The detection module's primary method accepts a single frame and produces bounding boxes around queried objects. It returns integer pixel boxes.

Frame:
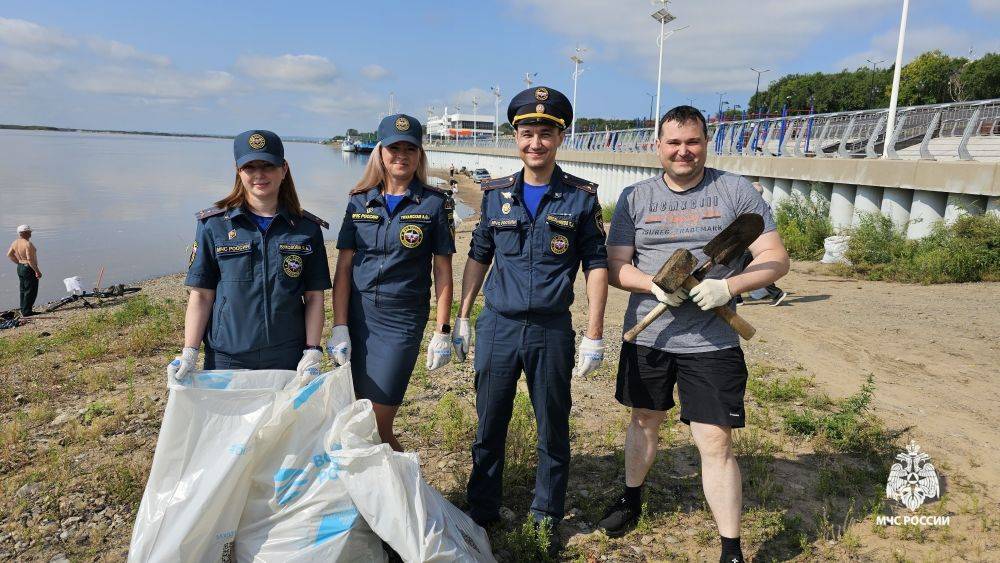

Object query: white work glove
[426,332,452,371]
[296,348,323,382]
[650,280,688,307]
[690,278,733,311]
[326,325,351,367]
[453,318,472,362]
[167,347,199,382]
[573,337,604,377]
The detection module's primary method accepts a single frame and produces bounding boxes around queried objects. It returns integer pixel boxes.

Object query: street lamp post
[865,57,887,109]
[883,0,909,159]
[651,2,686,122]
[750,67,770,118]
[472,96,479,148]
[491,85,501,146]
[646,92,655,124]
[716,92,726,121]
[570,45,587,142]
[454,106,460,143]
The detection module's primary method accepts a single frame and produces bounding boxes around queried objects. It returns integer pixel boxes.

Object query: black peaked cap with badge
[507,86,572,130]
[378,113,423,147]
[234,130,284,167]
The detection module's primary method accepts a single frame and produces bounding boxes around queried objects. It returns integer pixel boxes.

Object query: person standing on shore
[327,114,455,452]
[453,86,608,556]
[596,106,788,563]
[168,130,332,381]
[7,225,42,316]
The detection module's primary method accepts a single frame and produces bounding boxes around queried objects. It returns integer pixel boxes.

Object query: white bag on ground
[821,235,851,264]
[331,400,497,563]
[236,366,386,562]
[129,370,299,563]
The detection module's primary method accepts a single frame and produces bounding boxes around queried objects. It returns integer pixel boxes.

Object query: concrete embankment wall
[426,145,1000,239]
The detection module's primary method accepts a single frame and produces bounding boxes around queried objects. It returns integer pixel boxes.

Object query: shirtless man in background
[7,225,42,316]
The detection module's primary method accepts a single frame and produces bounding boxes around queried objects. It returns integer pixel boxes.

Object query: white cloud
[234,54,338,91]
[0,49,63,75]
[301,92,383,117]
[72,66,235,99]
[837,24,1000,70]
[508,0,899,93]
[969,0,1000,17]
[86,37,171,67]
[360,64,390,80]
[0,17,76,50]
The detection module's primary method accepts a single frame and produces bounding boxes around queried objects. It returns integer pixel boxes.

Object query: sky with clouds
[1,0,997,138]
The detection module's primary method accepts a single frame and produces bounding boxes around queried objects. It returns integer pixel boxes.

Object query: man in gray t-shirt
[596,106,789,563]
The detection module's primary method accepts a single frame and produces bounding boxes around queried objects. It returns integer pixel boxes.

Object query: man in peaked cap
[453,86,608,555]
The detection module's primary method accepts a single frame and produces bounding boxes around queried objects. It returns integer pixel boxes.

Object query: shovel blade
[702,213,765,265]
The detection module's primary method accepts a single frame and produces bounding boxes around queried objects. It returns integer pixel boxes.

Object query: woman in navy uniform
[327,114,456,451]
[168,130,332,381]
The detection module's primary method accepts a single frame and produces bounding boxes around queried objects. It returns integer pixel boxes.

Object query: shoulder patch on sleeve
[561,173,598,194]
[301,209,330,229]
[195,206,226,220]
[482,175,515,191]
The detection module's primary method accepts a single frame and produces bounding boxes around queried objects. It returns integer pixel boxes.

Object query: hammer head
[652,249,698,292]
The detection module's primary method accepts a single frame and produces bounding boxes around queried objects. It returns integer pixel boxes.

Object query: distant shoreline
[0,124,325,144]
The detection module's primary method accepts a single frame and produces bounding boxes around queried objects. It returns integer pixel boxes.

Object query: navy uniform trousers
[468,307,575,523]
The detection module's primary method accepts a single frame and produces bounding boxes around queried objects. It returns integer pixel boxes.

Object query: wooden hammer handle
[682,276,756,340]
[623,302,668,343]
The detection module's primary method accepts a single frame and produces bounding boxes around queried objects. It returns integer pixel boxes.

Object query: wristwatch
[304,345,322,351]
[440,324,451,334]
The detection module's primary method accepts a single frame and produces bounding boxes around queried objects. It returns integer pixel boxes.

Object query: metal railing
[429,98,1000,161]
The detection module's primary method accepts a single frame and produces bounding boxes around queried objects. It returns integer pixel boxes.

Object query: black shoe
[597,496,640,538]
[466,510,500,529]
[720,555,745,563]
[770,290,787,307]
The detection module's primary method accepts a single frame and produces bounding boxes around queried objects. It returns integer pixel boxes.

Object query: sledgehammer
[623,213,764,342]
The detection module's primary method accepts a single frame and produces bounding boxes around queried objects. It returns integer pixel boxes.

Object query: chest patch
[283,254,303,278]
[216,242,251,256]
[489,219,518,229]
[352,213,382,223]
[400,224,424,248]
[399,213,431,223]
[278,242,312,254]
[545,214,577,230]
[550,234,570,254]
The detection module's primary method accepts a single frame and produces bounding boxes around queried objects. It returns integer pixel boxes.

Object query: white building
[426,112,496,140]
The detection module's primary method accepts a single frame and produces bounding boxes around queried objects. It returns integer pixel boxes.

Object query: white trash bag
[821,235,851,264]
[331,400,497,563]
[129,370,299,563]
[236,367,385,562]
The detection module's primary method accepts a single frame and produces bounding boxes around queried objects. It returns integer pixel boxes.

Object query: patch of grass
[103,460,146,506]
[845,212,1000,283]
[734,427,780,505]
[747,365,811,403]
[497,516,555,562]
[504,392,538,490]
[432,392,475,453]
[743,506,787,545]
[82,401,114,425]
[775,192,833,260]
[601,203,615,224]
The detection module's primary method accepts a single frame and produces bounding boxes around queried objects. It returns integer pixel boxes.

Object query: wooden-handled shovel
[623,213,764,342]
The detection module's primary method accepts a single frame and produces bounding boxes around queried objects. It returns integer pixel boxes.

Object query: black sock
[624,484,643,511]
[720,536,743,562]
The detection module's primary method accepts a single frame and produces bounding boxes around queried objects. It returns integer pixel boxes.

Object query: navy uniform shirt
[185,206,332,354]
[470,165,608,316]
[336,180,456,308]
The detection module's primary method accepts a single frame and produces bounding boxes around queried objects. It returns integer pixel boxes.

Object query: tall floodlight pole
[650,2,686,121]
[454,105,461,143]
[865,57,887,108]
[427,106,434,142]
[570,46,587,142]
[524,72,537,87]
[716,92,726,121]
[491,85,501,146]
[750,67,770,118]
[883,0,909,159]
[472,96,479,148]
[646,92,655,123]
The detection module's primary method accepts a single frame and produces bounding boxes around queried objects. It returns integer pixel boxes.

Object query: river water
[0,130,468,310]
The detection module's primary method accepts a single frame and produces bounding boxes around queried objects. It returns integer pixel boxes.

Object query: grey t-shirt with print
[607,168,777,353]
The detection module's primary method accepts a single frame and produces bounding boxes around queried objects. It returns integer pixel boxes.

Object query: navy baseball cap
[234,130,284,167]
[507,86,572,130]
[377,114,423,147]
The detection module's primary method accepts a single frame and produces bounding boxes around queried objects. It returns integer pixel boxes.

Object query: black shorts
[615,342,749,428]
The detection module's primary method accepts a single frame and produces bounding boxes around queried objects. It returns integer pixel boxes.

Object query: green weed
[432,392,475,453]
[775,192,833,260]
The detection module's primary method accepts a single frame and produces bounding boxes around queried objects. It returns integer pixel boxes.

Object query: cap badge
[535,88,549,101]
[248,133,266,150]
[536,104,545,113]
[395,117,410,131]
